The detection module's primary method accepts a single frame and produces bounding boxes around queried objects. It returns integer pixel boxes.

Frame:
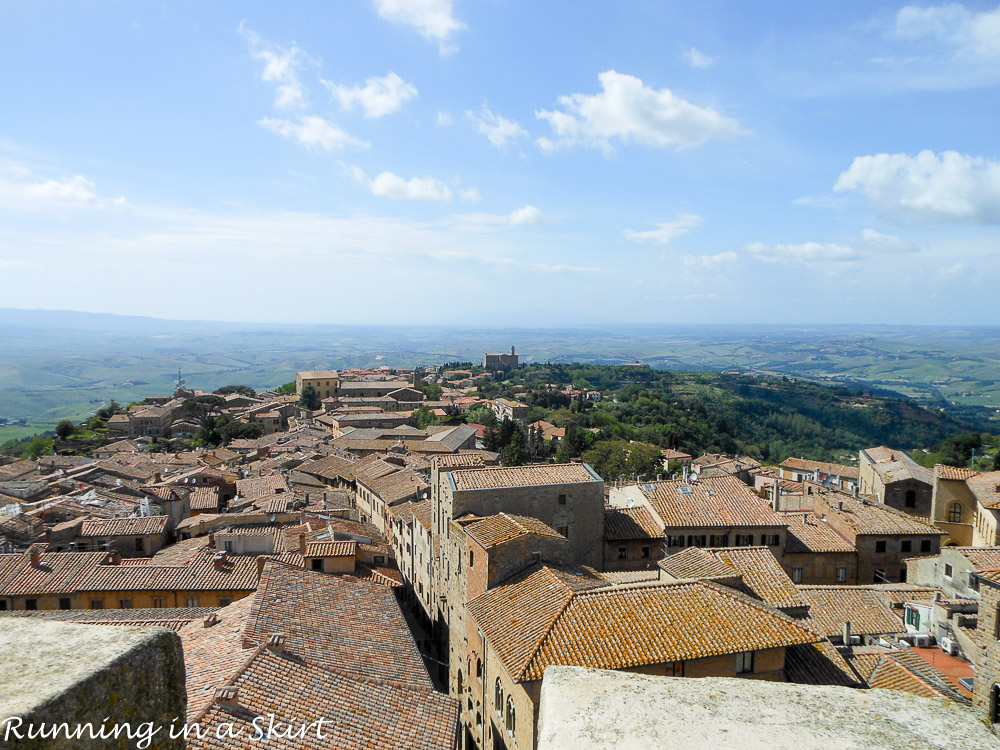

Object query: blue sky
[1,1,998,325]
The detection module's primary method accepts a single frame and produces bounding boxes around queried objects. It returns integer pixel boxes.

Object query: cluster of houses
[3,362,1000,747]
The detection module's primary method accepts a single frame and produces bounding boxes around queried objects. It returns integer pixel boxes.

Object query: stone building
[295,369,340,400]
[779,511,858,585]
[973,567,1000,722]
[858,446,933,516]
[484,346,519,371]
[602,506,664,572]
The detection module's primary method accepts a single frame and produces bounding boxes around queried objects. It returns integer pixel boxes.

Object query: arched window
[506,696,516,735]
[476,657,483,680]
[495,678,503,716]
[905,490,916,508]
[949,502,963,523]
[457,669,463,696]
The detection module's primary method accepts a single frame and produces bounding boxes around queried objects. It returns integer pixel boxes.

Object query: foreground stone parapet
[0,619,185,749]
[537,666,998,750]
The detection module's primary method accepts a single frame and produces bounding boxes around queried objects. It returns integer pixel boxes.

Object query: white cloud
[683,251,738,268]
[373,0,466,53]
[895,3,1000,61]
[326,72,417,118]
[744,241,859,265]
[459,187,481,202]
[683,47,716,68]
[509,205,545,226]
[623,213,703,245]
[239,22,308,109]
[0,170,127,210]
[535,70,745,155]
[349,165,453,201]
[259,116,367,152]
[834,149,1000,223]
[858,228,921,254]
[436,111,454,126]
[465,106,528,148]
[940,261,967,279]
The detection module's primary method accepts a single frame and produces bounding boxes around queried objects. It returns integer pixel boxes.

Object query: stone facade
[974,573,1000,721]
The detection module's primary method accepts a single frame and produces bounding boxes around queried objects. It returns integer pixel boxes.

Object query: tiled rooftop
[78,515,169,537]
[797,586,904,638]
[781,512,856,554]
[464,513,565,547]
[779,458,859,479]
[643,476,787,529]
[603,506,661,540]
[450,463,600,491]
[467,564,819,682]
[821,494,942,536]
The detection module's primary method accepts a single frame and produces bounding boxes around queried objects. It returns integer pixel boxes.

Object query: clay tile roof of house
[361,470,429,505]
[305,540,356,558]
[643,475,787,529]
[781,512,856,554]
[863,447,933,484]
[410,498,433,530]
[0,551,109,596]
[779,457,859,479]
[935,464,980,481]
[465,513,565,548]
[466,564,819,682]
[235,474,288,498]
[177,595,259,719]
[188,648,458,750]
[432,453,486,469]
[657,547,738,581]
[958,548,1000,570]
[78,515,169,537]
[244,561,432,687]
[783,640,863,687]
[797,586,905,638]
[189,486,221,511]
[78,548,261,593]
[821,495,942,536]
[298,370,339,379]
[450,463,601,491]
[603,506,662,540]
[966,471,1000,509]
[711,547,807,611]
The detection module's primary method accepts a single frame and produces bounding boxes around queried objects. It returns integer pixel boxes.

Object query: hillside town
[3,352,1000,748]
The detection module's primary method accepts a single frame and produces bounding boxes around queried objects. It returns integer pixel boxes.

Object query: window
[836,567,848,583]
[134,537,145,553]
[901,540,911,553]
[152,596,166,608]
[557,525,569,538]
[558,493,567,505]
[469,550,475,568]
[970,573,980,592]
[59,598,71,610]
[641,546,651,559]
[709,534,729,547]
[476,658,483,680]
[119,598,132,609]
[875,540,887,553]
[225,540,234,552]
[736,651,755,674]
[457,670,464,696]
[505,697,516,736]
[218,597,232,607]
[688,534,706,547]
[91,600,104,610]
[374,555,385,565]
[186,596,199,608]
[667,661,684,677]
[25,599,37,610]
[495,679,504,716]
[0,601,6,611]
[906,606,921,629]
[311,558,323,572]
[949,503,963,523]
[617,546,627,559]
[667,535,686,548]
[905,490,916,508]
[873,569,886,583]
[920,539,931,552]
[791,568,803,584]
[762,534,779,546]
[944,564,954,578]
[735,534,753,546]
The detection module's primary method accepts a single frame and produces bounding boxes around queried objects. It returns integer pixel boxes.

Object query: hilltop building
[484,346,519,371]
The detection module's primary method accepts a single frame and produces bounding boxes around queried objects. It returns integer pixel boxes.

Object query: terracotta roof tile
[797,586,904,638]
[464,513,564,547]
[78,516,169,537]
[450,463,600,491]
[781,512,856,554]
[643,476,786,529]
[603,506,661,540]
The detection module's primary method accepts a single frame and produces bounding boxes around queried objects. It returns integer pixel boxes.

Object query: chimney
[842,621,852,646]
[838,501,843,511]
[853,485,859,498]
[255,555,267,580]
[266,633,287,653]
[215,686,239,708]
[109,549,122,566]
[203,612,220,628]
[511,345,515,355]
[28,547,41,567]
[212,551,227,569]
[298,533,307,555]
[208,532,216,549]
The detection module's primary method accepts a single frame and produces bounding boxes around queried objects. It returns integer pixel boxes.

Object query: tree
[96,400,122,421]
[214,385,257,398]
[412,406,440,429]
[420,383,444,402]
[55,420,75,440]
[275,381,296,395]
[299,385,321,410]
[183,395,227,433]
